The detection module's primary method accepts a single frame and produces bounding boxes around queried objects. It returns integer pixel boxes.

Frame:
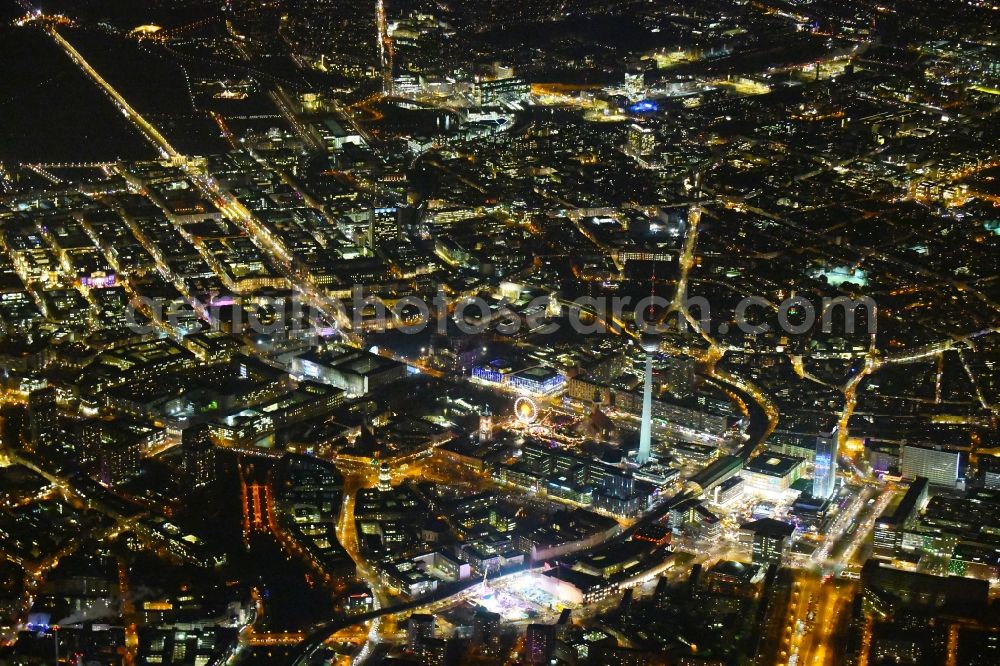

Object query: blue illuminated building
[471,363,564,395]
[629,100,659,113]
[812,430,839,500]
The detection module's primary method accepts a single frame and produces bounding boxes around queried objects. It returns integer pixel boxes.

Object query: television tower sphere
[640,332,660,354]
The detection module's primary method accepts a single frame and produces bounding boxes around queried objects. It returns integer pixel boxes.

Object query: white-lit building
[900,444,961,489]
[741,453,804,494]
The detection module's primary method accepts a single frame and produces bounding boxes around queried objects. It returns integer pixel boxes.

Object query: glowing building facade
[812,429,839,499]
[636,334,658,465]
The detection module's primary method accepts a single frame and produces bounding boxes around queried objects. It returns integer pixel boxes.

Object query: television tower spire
[637,263,658,465]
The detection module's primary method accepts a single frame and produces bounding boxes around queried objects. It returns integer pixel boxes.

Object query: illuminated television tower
[636,332,658,465]
[376,0,393,95]
[636,261,661,466]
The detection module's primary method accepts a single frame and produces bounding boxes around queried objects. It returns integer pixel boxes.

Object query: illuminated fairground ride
[507,395,587,446]
[514,396,538,425]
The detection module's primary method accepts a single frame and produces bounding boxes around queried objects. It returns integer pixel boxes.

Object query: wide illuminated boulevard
[0,1,999,665]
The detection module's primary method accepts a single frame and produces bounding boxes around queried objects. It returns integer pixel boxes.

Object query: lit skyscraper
[626,123,657,157]
[182,425,217,488]
[524,623,557,665]
[27,387,61,454]
[479,406,493,442]
[378,461,392,492]
[812,429,839,499]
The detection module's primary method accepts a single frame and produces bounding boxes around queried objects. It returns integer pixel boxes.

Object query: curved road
[286,489,699,664]
[287,566,535,665]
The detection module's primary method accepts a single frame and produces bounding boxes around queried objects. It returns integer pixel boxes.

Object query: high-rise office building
[872,477,928,558]
[472,76,530,106]
[27,387,60,454]
[812,429,839,499]
[900,444,961,488]
[740,518,794,566]
[407,613,436,653]
[657,355,695,396]
[626,124,657,157]
[74,420,103,468]
[524,623,557,665]
[624,71,644,99]
[183,425,217,488]
[421,637,456,666]
[474,607,502,655]
[981,456,1000,490]
[99,440,140,487]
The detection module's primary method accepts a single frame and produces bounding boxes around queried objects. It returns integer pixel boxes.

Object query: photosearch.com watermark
[124,288,877,340]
